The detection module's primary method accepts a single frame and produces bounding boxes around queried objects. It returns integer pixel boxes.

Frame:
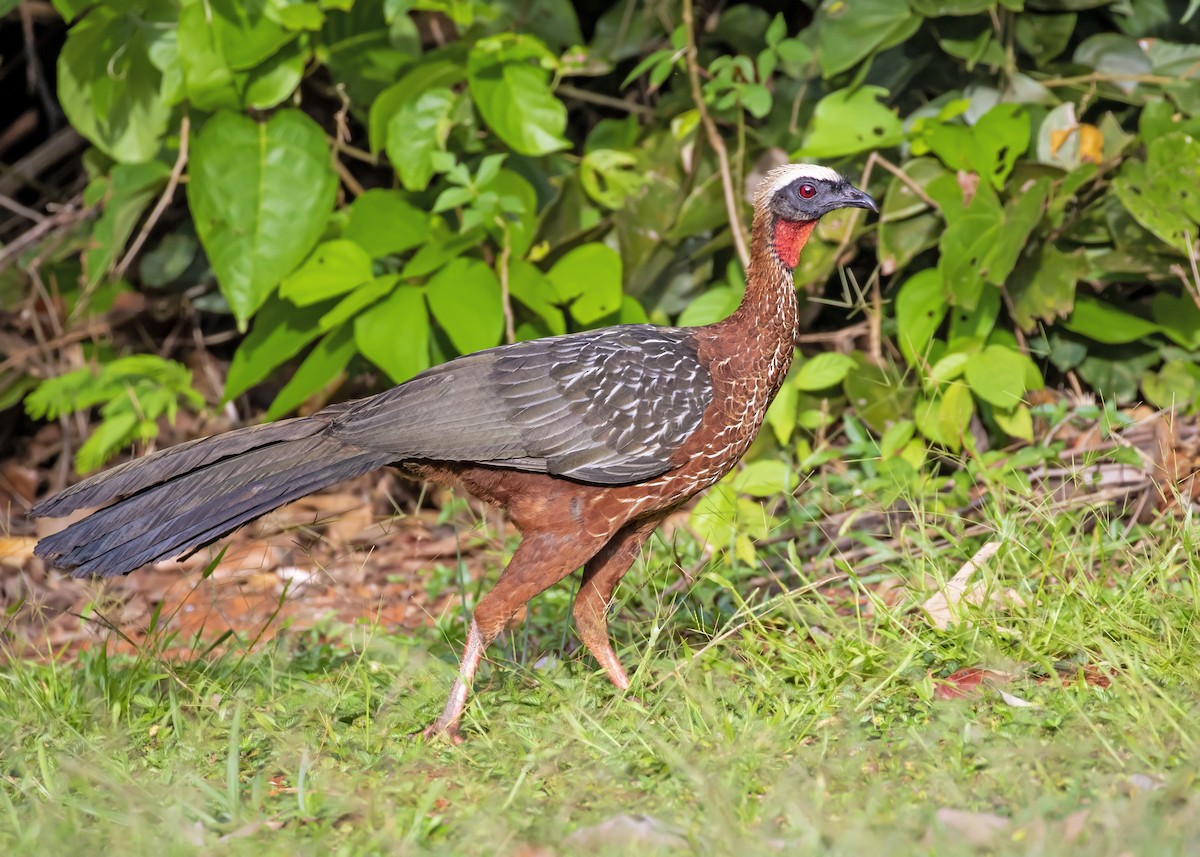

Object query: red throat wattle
[773,219,817,268]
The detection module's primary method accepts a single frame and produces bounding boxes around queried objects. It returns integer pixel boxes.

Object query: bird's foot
[415,719,466,745]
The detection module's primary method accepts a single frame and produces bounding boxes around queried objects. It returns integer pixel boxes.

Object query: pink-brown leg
[422,529,613,742]
[573,517,662,690]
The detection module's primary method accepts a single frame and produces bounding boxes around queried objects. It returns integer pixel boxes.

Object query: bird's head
[755,164,877,268]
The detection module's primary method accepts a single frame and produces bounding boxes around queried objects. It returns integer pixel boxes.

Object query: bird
[31,164,876,742]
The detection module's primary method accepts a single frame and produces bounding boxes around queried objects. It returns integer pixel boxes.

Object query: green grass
[3,496,1200,855]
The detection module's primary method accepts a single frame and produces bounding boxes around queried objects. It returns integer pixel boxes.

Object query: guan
[32,165,877,741]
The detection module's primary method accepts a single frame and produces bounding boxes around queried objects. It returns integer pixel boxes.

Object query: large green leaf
[354,286,431,383]
[57,6,172,162]
[386,88,457,191]
[467,34,569,156]
[983,178,1049,286]
[426,258,504,354]
[278,240,374,306]
[814,0,918,77]
[1113,132,1200,254]
[177,0,241,111]
[795,353,857,391]
[939,205,1002,310]
[1008,244,1087,330]
[895,269,948,366]
[964,345,1028,408]
[368,57,466,152]
[267,324,358,420]
[225,295,332,400]
[341,190,431,258]
[795,86,904,160]
[546,244,623,324]
[207,0,293,70]
[189,109,338,328]
[1063,295,1161,344]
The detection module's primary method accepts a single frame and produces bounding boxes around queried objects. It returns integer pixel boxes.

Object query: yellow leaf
[1078,124,1104,163]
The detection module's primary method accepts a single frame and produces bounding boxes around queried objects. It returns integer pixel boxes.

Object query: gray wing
[329,325,712,484]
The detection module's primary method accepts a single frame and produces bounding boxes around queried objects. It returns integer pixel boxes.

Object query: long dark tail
[31,416,393,578]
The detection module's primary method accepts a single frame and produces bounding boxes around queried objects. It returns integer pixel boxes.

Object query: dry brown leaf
[0,535,38,567]
[933,667,1012,700]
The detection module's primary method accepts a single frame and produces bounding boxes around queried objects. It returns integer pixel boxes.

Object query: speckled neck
[718,211,798,363]
[704,209,801,417]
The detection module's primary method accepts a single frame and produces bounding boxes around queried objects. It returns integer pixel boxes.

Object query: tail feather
[30,418,322,518]
[32,419,393,578]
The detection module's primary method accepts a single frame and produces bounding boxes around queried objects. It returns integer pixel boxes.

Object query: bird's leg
[422,529,612,742]
[573,517,662,690]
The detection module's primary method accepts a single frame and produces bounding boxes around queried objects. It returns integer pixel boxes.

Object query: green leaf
[341,190,431,258]
[369,58,466,152]
[207,0,294,70]
[964,345,1028,408]
[895,269,948,366]
[354,286,430,383]
[267,324,358,420]
[580,150,646,209]
[677,287,739,327]
[507,261,565,335]
[939,204,1003,310]
[467,34,569,156]
[927,104,1029,190]
[1143,359,1200,412]
[795,86,904,160]
[983,178,1049,285]
[1113,132,1200,254]
[795,352,858,391]
[546,244,623,325]
[319,275,398,332]
[279,240,374,306]
[729,460,793,497]
[844,360,915,433]
[915,383,974,451]
[993,403,1034,441]
[814,0,918,77]
[57,6,171,162]
[189,109,338,328]
[1151,292,1200,350]
[386,88,457,192]
[243,40,308,110]
[1008,244,1086,330]
[1015,13,1077,65]
[83,160,171,289]
[225,295,332,400]
[177,0,241,111]
[765,383,799,446]
[1063,295,1161,344]
[426,258,504,354]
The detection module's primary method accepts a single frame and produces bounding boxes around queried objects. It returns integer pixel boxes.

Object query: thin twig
[113,114,191,281]
[871,153,940,211]
[0,126,84,196]
[497,230,516,345]
[19,0,59,130]
[0,193,88,272]
[0,193,45,223]
[333,158,366,197]
[794,320,870,345]
[557,83,657,117]
[682,0,750,269]
[1037,71,1181,88]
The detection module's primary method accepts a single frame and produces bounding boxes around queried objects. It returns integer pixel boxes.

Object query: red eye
[798,183,816,199]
